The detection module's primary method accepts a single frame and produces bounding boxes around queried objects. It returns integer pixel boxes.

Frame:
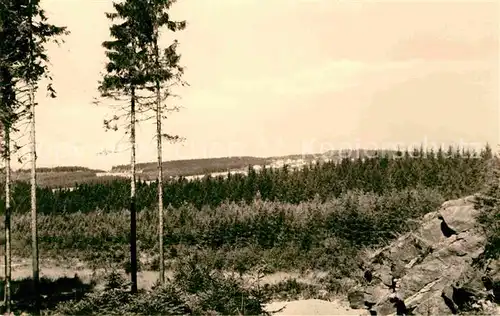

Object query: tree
[142,0,186,285]
[101,0,187,285]
[99,0,153,293]
[4,0,68,312]
[0,2,27,311]
[0,29,17,316]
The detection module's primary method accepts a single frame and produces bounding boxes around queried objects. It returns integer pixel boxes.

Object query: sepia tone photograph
[0,0,498,315]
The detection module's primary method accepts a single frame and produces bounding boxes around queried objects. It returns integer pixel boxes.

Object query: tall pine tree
[0,0,67,312]
[99,0,152,293]
[0,11,18,311]
[143,0,186,284]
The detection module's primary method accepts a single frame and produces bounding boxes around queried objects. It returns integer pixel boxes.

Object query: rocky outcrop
[348,196,500,315]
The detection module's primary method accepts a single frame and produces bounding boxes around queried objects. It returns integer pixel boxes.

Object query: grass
[0,275,94,314]
[2,255,272,315]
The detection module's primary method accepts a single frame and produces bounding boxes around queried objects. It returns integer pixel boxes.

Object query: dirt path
[1,257,324,289]
[1,258,369,315]
[265,299,368,315]
[1,258,162,290]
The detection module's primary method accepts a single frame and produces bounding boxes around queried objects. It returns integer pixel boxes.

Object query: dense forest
[0,145,492,215]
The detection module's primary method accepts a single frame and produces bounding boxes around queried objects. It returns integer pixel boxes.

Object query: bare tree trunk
[27,0,40,312]
[3,126,11,315]
[130,86,138,293]
[153,21,165,285]
[156,79,164,284]
[29,84,40,313]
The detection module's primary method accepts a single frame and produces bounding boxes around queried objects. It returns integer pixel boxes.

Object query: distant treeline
[12,166,105,173]
[0,145,493,215]
[111,156,271,175]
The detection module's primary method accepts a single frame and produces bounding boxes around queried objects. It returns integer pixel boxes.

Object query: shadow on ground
[0,275,94,314]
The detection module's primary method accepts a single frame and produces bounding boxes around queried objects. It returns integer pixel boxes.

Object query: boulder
[348,196,499,315]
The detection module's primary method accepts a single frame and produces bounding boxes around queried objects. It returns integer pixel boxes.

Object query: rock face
[348,196,500,315]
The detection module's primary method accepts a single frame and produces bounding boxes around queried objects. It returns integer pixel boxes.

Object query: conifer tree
[0,37,16,316]
[99,0,153,293]
[0,3,29,311]
[0,0,67,312]
[142,0,186,284]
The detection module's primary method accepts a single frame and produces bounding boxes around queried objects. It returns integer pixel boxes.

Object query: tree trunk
[130,86,138,293]
[3,126,11,315]
[29,83,40,313]
[28,0,40,312]
[156,79,164,284]
[153,21,165,285]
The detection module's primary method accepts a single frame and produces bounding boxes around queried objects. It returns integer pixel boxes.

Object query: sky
[11,0,499,170]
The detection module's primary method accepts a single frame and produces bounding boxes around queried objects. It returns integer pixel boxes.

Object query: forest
[1,0,499,315]
[0,146,490,214]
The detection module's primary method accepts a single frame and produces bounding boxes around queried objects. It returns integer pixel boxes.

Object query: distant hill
[278,149,401,161]
[0,148,412,188]
[112,149,403,173]
[14,166,105,173]
[111,156,272,176]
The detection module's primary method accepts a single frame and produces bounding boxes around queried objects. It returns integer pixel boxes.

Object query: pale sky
[12,0,499,170]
